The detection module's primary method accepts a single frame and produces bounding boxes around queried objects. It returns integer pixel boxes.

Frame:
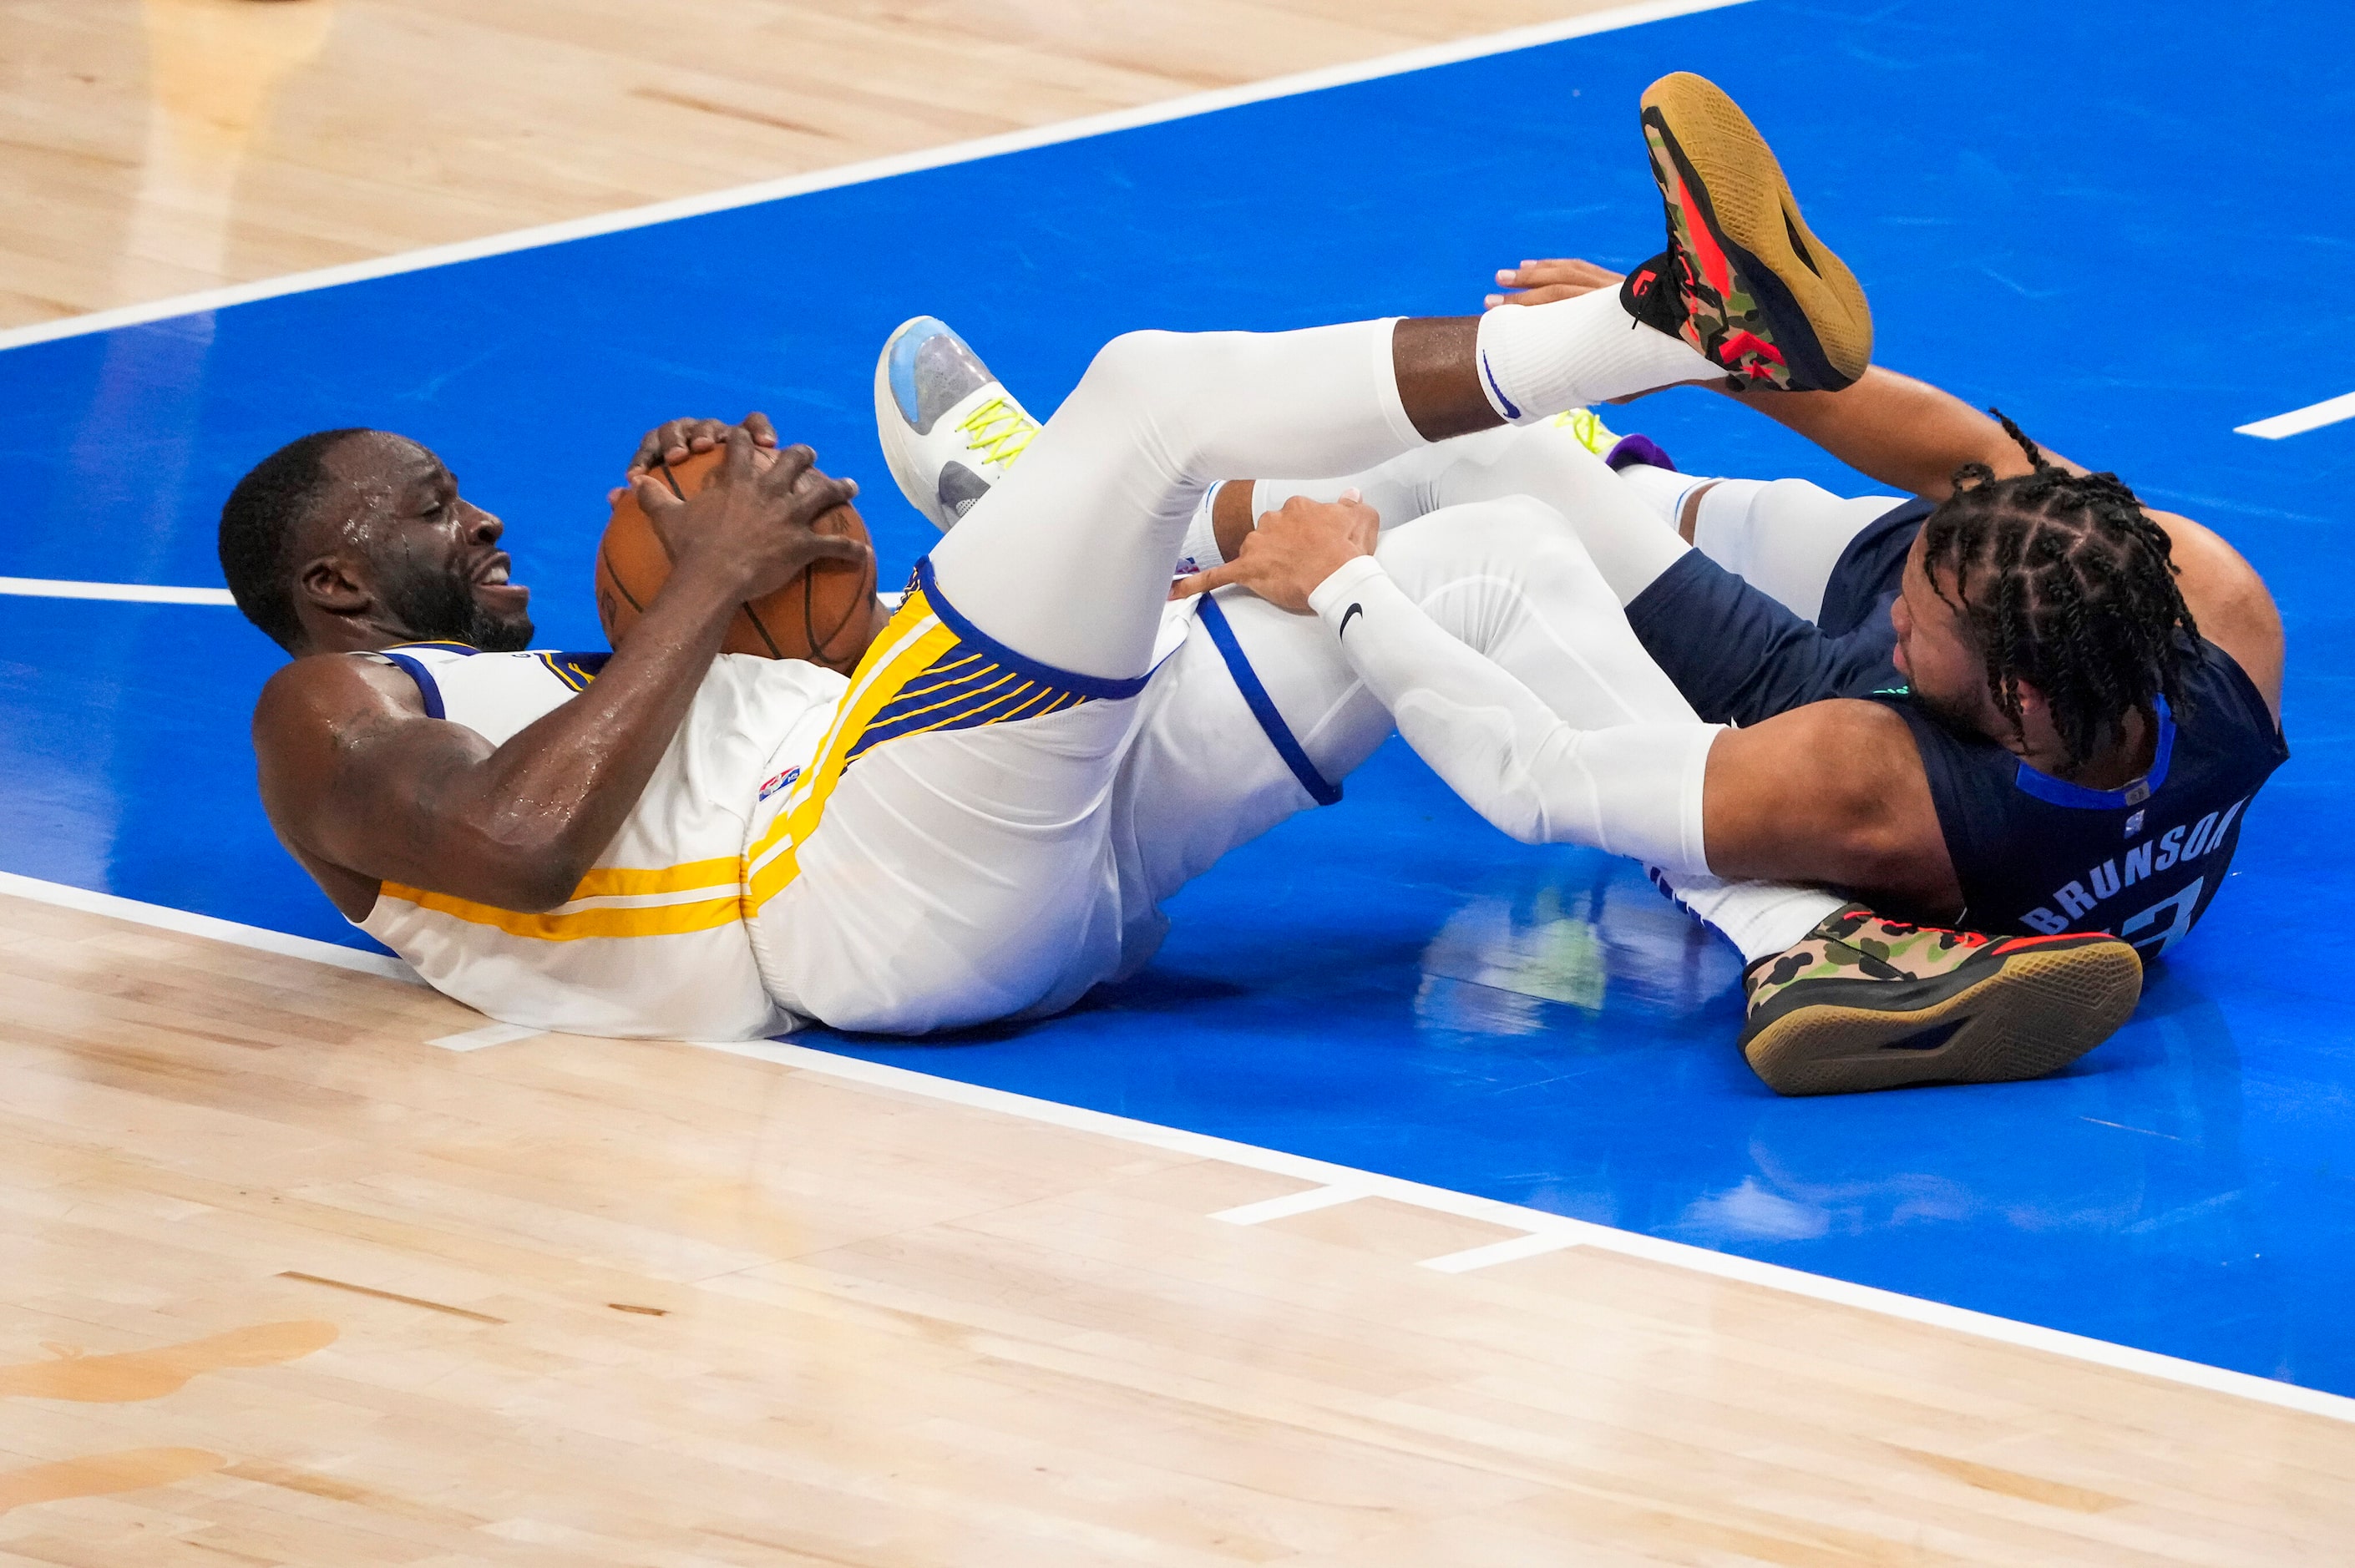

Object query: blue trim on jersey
[1194,593,1342,808]
[844,652,1086,765]
[2012,696,2176,809]
[536,651,610,692]
[914,555,1152,701]
[388,640,480,655]
[376,651,446,720]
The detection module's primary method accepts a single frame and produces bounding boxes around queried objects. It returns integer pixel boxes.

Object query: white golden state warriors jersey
[356,643,846,1039]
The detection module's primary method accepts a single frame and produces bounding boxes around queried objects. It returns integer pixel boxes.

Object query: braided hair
[1916,412,2198,770]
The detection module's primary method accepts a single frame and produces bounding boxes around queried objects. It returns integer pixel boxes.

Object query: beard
[1910,675,2002,741]
[376,555,534,652]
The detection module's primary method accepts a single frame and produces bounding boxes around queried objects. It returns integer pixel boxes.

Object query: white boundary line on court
[701,1038,2355,1427]
[0,576,234,604]
[0,0,1748,357]
[0,870,420,984]
[2235,391,2355,440]
[3,862,2351,1424]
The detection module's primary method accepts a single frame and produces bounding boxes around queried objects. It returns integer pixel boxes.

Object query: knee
[1078,329,1192,402]
[1381,497,1614,621]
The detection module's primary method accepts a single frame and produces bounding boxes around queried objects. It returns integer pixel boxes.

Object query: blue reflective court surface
[3,0,2351,1393]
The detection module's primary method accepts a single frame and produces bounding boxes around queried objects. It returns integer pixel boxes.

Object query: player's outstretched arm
[255,432,867,917]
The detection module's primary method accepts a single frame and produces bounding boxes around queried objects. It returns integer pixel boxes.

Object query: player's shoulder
[254,650,428,746]
[2146,509,2283,719]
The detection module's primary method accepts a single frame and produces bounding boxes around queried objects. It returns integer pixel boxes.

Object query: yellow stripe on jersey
[742,591,960,914]
[378,884,746,942]
[378,855,748,942]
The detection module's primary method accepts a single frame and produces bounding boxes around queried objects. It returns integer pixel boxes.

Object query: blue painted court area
[3,0,2352,1393]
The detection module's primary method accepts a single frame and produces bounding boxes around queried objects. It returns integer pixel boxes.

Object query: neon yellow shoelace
[1550,405,1617,456]
[955,397,1037,468]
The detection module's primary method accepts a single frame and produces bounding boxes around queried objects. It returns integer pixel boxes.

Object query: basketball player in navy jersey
[1152,94,2286,1073]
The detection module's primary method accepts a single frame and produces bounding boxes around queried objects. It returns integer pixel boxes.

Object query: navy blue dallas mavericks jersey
[1624,500,2289,955]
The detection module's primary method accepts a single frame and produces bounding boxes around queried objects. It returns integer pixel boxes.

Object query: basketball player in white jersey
[228,73,2140,1093]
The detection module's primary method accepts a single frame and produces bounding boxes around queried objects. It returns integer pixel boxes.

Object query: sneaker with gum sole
[1620,72,1873,392]
[1739,904,2143,1095]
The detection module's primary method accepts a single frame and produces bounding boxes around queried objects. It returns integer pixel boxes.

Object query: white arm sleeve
[1307,554,1721,876]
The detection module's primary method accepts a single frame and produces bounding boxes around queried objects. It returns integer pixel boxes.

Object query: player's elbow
[451,826,594,913]
[494,867,585,915]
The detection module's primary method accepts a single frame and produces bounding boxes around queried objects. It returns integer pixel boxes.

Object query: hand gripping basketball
[596,427,880,671]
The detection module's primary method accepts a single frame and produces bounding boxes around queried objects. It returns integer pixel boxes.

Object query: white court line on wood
[6,871,2350,1426]
[428,1023,546,1052]
[0,0,1750,356]
[704,1037,2355,1426]
[0,870,421,984]
[2236,391,2355,440]
[1211,1185,1366,1225]
[1421,1231,1585,1273]
[0,576,235,604]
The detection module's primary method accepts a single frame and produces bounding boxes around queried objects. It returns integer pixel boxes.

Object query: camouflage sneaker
[1618,73,1872,392]
[1739,903,2142,1095]
[873,316,1041,532]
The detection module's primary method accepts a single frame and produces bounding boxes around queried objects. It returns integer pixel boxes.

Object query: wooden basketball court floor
[5,1,2355,1562]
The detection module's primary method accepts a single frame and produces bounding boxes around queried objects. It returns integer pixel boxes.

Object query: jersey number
[2119,877,2202,959]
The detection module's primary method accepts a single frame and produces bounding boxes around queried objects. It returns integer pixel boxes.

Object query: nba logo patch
[758,766,803,802]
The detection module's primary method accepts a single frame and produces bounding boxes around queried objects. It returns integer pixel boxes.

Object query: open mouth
[474,554,529,606]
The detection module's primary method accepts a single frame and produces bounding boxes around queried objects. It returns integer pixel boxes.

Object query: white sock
[1652,868,1847,965]
[1473,289,1717,425]
[1176,485,1224,574]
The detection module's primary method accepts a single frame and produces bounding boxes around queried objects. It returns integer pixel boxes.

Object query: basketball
[594,445,879,672]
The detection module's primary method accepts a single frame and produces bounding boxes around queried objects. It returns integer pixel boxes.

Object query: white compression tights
[1252,421,1902,620]
[1119,498,1848,965]
[928,321,1423,682]
[929,301,1720,682]
[1623,472,1906,621]
[1251,421,1694,606]
[1255,432,1853,961]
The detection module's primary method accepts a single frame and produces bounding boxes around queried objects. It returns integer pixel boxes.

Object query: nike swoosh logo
[1479,352,1522,421]
[1338,603,1363,639]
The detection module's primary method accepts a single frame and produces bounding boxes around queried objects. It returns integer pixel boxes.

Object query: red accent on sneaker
[1987,932,2112,955]
[1720,330,1785,369]
[1677,180,1733,301]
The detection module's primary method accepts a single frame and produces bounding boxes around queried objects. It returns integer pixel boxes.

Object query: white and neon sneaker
[873,316,1041,533]
[1550,406,1619,456]
[1547,404,1680,473]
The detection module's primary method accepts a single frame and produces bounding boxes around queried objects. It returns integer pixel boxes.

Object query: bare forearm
[1713,367,2045,498]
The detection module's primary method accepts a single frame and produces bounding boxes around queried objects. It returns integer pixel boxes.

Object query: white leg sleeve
[929,321,1423,680]
[1309,498,1716,873]
[1329,498,1847,957]
[1653,869,1845,964]
[1254,421,1691,606]
[1686,477,1905,622]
